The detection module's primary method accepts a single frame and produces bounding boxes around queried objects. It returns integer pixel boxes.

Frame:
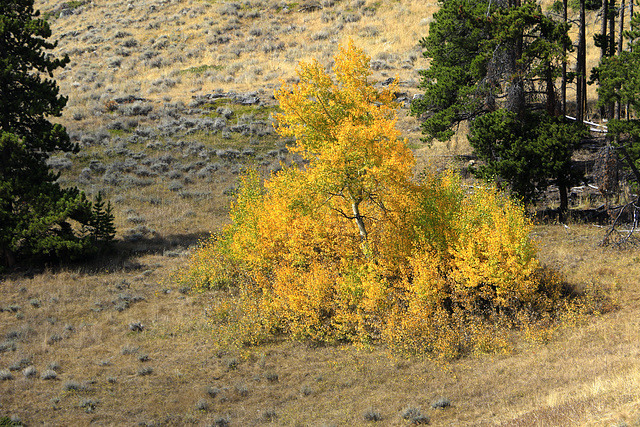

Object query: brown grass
[38,0,437,131]
[2,225,640,425]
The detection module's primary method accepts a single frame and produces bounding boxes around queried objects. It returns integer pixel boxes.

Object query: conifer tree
[0,0,114,267]
[592,7,640,185]
[412,0,585,215]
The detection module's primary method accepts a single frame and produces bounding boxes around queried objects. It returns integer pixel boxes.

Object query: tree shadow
[535,207,612,225]
[1,231,213,278]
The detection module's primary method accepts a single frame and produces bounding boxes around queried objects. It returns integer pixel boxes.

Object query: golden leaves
[181,42,587,359]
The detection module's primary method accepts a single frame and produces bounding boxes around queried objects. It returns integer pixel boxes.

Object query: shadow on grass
[1,231,212,278]
[535,207,612,225]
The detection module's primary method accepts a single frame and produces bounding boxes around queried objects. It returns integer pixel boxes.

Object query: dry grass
[37,0,437,131]
[2,225,640,425]
[37,0,613,131]
[2,0,639,425]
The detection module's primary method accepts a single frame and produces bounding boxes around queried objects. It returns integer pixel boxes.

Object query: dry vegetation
[1,0,639,425]
[1,227,639,426]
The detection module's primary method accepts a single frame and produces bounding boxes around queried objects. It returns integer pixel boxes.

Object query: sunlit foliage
[183,43,583,358]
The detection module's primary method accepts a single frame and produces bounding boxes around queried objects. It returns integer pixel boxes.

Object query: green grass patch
[202,102,281,121]
[180,64,223,75]
[43,1,85,20]
[107,128,130,137]
[185,129,281,153]
[0,416,23,426]
[66,1,85,8]
[276,2,299,12]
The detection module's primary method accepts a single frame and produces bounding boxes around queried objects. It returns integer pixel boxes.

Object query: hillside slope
[38,0,433,124]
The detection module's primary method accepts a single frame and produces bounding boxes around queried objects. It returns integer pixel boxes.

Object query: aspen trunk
[351,199,369,256]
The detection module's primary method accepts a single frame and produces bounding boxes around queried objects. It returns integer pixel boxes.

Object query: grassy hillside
[1,0,639,425]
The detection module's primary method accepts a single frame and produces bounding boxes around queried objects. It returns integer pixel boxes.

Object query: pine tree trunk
[629,1,634,119]
[618,0,626,53]
[546,61,557,115]
[577,0,586,123]
[617,0,626,119]
[559,182,569,222]
[609,0,617,119]
[600,0,608,119]
[602,0,609,57]
[562,0,568,116]
[2,249,16,269]
[610,0,616,55]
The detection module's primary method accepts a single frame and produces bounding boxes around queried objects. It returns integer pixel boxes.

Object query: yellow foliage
[274,40,414,256]
[181,42,600,358]
[449,186,540,310]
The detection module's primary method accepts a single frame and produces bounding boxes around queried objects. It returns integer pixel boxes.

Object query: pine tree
[88,192,116,244]
[0,0,114,267]
[412,0,585,214]
[592,8,640,185]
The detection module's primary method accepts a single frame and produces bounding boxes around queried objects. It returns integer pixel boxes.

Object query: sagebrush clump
[183,42,587,358]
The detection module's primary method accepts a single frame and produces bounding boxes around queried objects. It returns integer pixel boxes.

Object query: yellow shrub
[181,42,597,358]
[449,186,540,312]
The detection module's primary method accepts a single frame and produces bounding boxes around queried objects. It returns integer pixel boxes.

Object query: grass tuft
[401,406,430,424]
[265,372,279,382]
[206,386,220,398]
[431,397,451,409]
[137,367,153,376]
[0,370,14,381]
[22,366,37,378]
[262,409,278,421]
[40,370,58,380]
[79,398,99,413]
[121,345,139,355]
[63,381,87,392]
[363,408,383,422]
[196,399,209,411]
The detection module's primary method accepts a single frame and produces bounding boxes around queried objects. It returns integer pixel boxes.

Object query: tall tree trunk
[607,0,617,118]
[562,0,568,116]
[617,0,626,119]
[610,0,616,55]
[577,0,586,123]
[629,1,634,120]
[602,0,609,58]
[618,0,626,53]
[599,0,609,119]
[1,249,16,269]
[631,1,635,48]
[545,61,557,116]
[559,182,569,222]
[607,0,616,118]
